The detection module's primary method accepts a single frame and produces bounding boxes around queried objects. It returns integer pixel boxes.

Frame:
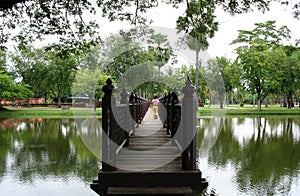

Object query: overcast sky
[100,1,299,61]
[150,2,299,59]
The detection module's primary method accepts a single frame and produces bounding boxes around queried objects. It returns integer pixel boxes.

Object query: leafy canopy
[1,0,295,50]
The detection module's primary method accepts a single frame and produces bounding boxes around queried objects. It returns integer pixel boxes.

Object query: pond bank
[0,106,102,118]
[1,105,300,118]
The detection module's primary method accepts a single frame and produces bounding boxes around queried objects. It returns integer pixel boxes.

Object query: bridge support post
[166,92,171,135]
[102,78,117,171]
[170,89,180,145]
[120,87,130,147]
[181,78,197,170]
[129,93,136,134]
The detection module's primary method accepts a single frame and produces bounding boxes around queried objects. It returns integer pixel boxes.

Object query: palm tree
[147,32,173,74]
[186,34,207,104]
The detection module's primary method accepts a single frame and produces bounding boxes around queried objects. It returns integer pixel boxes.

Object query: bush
[240,102,244,107]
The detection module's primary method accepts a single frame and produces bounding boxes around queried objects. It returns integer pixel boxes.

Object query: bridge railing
[158,79,198,171]
[101,79,149,171]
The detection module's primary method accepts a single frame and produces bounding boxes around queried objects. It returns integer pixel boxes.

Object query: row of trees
[203,21,300,110]
[1,20,299,111]
[0,30,176,108]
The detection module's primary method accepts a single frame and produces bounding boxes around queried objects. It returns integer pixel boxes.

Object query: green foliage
[176,0,218,49]
[231,21,292,110]
[0,50,6,70]
[1,0,284,50]
[205,56,232,108]
[232,21,291,46]
[10,45,51,98]
[72,69,110,101]
[0,0,100,50]
[10,45,79,105]
[0,70,14,100]
[147,31,174,73]
[0,70,33,101]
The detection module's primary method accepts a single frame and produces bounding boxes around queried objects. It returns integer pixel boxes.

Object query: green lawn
[0,106,102,118]
[1,104,300,118]
[198,104,300,116]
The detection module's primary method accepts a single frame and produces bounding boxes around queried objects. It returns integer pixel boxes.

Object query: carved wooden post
[102,78,117,171]
[129,93,135,135]
[161,94,167,128]
[120,87,130,147]
[170,88,180,142]
[181,78,197,170]
[166,92,171,135]
[134,94,140,127]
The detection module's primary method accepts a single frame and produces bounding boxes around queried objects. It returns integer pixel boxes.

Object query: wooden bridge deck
[91,109,208,196]
[117,116,182,172]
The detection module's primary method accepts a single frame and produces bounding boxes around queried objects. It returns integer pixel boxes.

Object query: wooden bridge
[91,79,208,195]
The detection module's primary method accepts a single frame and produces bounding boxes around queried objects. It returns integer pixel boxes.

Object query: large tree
[0,70,33,105]
[47,50,77,106]
[11,45,79,106]
[232,21,291,110]
[147,32,173,74]
[205,56,233,109]
[10,45,52,99]
[275,45,300,108]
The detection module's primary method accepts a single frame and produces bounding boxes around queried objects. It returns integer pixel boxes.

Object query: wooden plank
[96,171,208,189]
[115,118,183,172]
[91,116,209,196]
[107,187,193,194]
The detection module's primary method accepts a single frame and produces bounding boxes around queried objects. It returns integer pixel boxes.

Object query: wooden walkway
[91,109,208,195]
[117,110,181,172]
[91,80,208,195]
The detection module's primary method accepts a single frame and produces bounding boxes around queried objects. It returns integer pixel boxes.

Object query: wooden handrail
[158,78,197,171]
[102,79,149,171]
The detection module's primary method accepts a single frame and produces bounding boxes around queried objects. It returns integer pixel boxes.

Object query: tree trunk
[58,96,62,107]
[57,89,62,107]
[283,97,287,107]
[287,91,293,109]
[219,92,224,109]
[257,93,262,111]
[44,93,48,104]
[195,50,202,105]
[94,104,97,115]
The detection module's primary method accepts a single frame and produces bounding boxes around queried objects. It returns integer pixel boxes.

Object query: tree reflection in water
[198,117,300,195]
[1,117,300,195]
[0,118,100,187]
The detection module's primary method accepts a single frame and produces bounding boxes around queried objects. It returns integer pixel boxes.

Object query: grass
[1,104,300,118]
[0,106,102,118]
[198,104,300,117]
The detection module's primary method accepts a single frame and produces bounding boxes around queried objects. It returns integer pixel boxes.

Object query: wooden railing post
[129,93,136,135]
[166,92,171,135]
[170,88,180,143]
[120,87,130,147]
[181,78,197,170]
[101,78,117,171]
[160,94,167,128]
[134,94,140,127]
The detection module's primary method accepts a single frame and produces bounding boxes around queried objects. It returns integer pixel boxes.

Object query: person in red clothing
[151,95,160,119]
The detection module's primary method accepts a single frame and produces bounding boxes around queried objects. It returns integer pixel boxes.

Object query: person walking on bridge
[151,95,160,119]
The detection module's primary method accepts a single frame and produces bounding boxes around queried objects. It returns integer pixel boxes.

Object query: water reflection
[1,117,300,195]
[198,117,300,195]
[0,118,100,196]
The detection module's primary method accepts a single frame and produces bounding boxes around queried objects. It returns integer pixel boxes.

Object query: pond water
[0,117,300,195]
